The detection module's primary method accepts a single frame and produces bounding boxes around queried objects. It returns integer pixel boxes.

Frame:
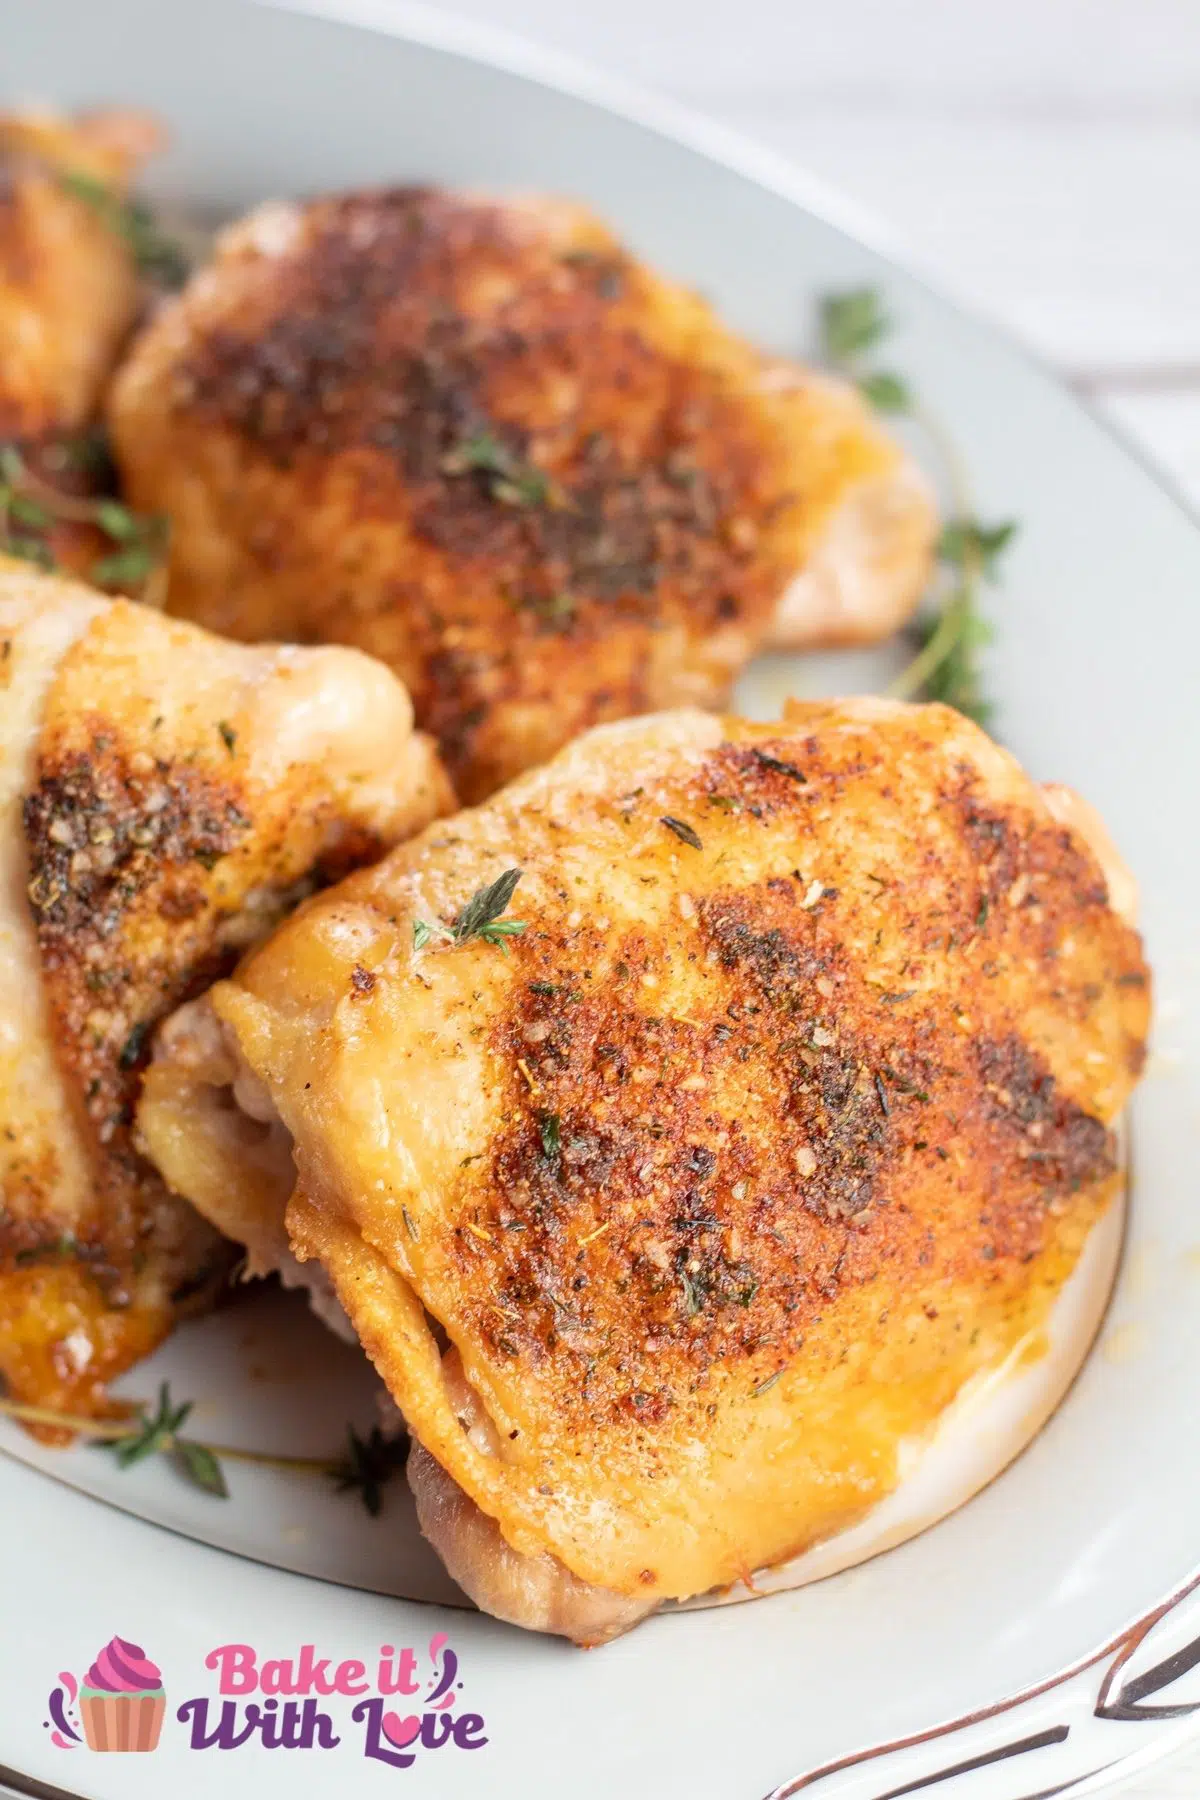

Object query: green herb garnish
[538,1110,562,1162]
[330,1424,410,1518]
[750,749,808,784]
[90,513,169,594]
[0,1384,407,1515]
[175,1439,230,1499]
[680,1269,704,1316]
[107,1381,194,1469]
[103,1382,227,1497]
[660,816,703,850]
[413,868,528,953]
[820,288,891,361]
[3,535,54,570]
[441,431,551,507]
[60,169,190,287]
[818,285,1018,726]
[13,1232,78,1268]
[0,442,168,597]
[939,519,1017,576]
[515,589,575,625]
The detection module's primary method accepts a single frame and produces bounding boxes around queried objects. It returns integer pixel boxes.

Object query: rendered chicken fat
[137,699,1149,1635]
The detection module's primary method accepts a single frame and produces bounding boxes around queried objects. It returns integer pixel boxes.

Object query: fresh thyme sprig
[105,1381,228,1497]
[820,289,913,413]
[330,1424,411,1518]
[413,867,528,953]
[440,430,555,508]
[0,443,169,601]
[819,287,1018,725]
[0,1385,409,1515]
[59,169,190,288]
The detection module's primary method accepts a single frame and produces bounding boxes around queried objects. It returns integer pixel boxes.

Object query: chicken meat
[109,189,935,800]
[138,698,1148,1639]
[0,557,449,1423]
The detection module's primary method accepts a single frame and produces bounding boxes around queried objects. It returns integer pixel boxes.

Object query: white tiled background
[449,0,1200,520]
[443,2,1197,1793]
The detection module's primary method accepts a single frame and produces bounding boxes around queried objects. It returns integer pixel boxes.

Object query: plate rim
[4,3,1199,1797]
[264,0,1200,535]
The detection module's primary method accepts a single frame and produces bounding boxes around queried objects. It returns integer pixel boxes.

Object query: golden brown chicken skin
[139,699,1148,1637]
[0,558,450,1425]
[0,107,167,581]
[109,189,935,800]
[0,108,160,442]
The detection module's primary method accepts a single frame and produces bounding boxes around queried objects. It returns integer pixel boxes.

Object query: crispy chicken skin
[0,558,450,1423]
[108,189,935,800]
[0,108,158,442]
[139,699,1148,1638]
[0,108,165,582]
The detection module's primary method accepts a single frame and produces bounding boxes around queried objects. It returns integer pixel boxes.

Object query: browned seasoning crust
[140,700,1149,1601]
[109,189,929,800]
[0,562,450,1423]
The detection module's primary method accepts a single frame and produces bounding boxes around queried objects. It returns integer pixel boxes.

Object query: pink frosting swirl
[83,1637,162,1693]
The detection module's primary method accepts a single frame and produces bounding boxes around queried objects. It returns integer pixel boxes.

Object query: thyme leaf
[750,749,808,784]
[538,1110,562,1162]
[473,917,528,949]
[175,1438,229,1498]
[412,868,528,954]
[453,868,526,946]
[820,288,890,361]
[660,816,703,850]
[441,431,550,507]
[329,1424,410,1518]
[92,498,143,542]
[90,515,169,593]
[8,494,52,530]
[107,1382,191,1469]
[939,519,1017,579]
[857,369,912,413]
[455,866,522,935]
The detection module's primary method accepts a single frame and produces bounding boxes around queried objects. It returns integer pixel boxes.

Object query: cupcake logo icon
[47,1637,166,1753]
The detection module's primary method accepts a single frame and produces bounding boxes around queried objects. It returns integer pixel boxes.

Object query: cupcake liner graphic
[77,1637,165,1752]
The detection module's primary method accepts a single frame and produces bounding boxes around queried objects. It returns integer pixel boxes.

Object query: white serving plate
[3,3,1200,1797]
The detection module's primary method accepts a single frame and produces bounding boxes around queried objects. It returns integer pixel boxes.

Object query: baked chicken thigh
[0,107,167,582]
[0,107,158,443]
[139,699,1148,1639]
[109,189,935,800]
[0,558,448,1423]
